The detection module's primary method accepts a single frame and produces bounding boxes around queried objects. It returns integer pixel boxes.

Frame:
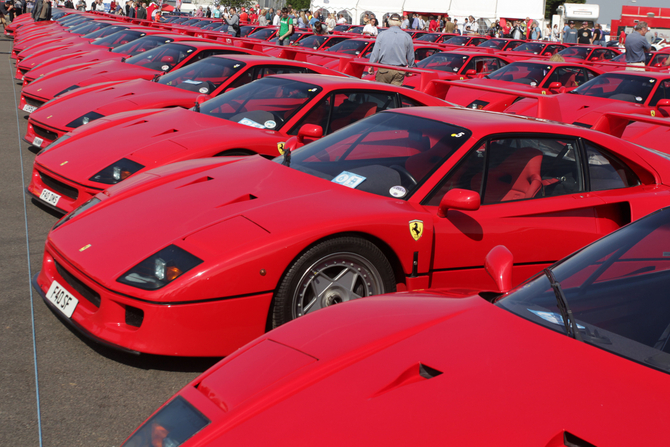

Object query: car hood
[36,107,274,182]
[23,60,157,100]
[18,42,97,71]
[25,49,115,80]
[48,156,407,289]
[30,79,196,130]
[445,78,551,107]
[181,293,670,445]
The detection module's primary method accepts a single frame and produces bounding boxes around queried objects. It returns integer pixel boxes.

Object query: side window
[585,69,598,81]
[584,142,640,191]
[424,142,486,206]
[321,37,346,49]
[545,67,586,88]
[505,41,523,50]
[424,138,584,207]
[400,94,423,107]
[648,79,670,106]
[288,94,332,135]
[252,65,308,80]
[544,45,562,55]
[224,68,255,91]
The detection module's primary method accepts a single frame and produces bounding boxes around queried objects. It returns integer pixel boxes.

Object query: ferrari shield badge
[277,142,286,155]
[409,220,423,241]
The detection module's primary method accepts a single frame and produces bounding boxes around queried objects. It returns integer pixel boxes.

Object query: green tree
[288,0,310,10]
[545,0,585,19]
[213,0,252,10]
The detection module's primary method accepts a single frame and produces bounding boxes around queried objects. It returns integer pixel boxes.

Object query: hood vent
[370,362,443,399]
[177,176,214,188]
[156,128,179,136]
[123,120,148,128]
[216,194,258,208]
[545,431,597,447]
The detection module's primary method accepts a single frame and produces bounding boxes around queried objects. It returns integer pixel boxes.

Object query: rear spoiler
[592,111,670,138]
[422,79,564,120]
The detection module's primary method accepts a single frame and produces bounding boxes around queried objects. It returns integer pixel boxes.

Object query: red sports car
[32,106,670,356]
[19,40,245,113]
[120,206,670,446]
[474,37,526,51]
[505,71,670,127]
[440,61,602,111]
[496,41,567,61]
[27,74,444,214]
[23,56,342,148]
[400,50,510,89]
[555,44,621,64]
[20,33,206,86]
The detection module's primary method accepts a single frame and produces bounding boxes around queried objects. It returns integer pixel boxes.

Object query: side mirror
[297,124,323,144]
[590,56,599,61]
[484,245,513,293]
[193,94,208,112]
[437,188,480,218]
[657,98,670,115]
[654,63,663,67]
[548,81,562,89]
[465,69,477,76]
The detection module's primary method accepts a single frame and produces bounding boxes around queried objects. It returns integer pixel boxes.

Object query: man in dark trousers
[367,13,414,86]
[625,21,651,71]
[225,7,240,37]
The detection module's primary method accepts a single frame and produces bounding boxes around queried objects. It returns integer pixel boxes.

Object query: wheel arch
[264,231,406,331]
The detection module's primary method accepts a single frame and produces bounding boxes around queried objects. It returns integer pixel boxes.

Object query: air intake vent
[125,305,144,327]
[564,431,597,447]
[370,362,443,398]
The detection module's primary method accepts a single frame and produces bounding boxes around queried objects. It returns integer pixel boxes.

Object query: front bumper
[34,243,274,356]
[27,162,101,214]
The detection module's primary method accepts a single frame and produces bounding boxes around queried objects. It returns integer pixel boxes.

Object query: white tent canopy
[311,0,545,25]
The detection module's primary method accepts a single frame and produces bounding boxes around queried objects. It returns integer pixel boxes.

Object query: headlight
[38,134,70,155]
[54,84,80,97]
[121,396,209,447]
[53,197,101,230]
[467,100,489,110]
[117,245,203,290]
[65,111,104,129]
[89,158,144,184]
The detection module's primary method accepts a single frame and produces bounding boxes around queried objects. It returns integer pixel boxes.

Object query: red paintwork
[120,282,670,445]
[27,74,444,214]
[19,40,236,111]
[496,41,568,61]
[441,61,603,111]
[504,71,670,127]
[32,106,670,355]
[23,56,341,148]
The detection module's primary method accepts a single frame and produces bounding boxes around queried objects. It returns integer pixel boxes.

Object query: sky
[587,0,667,25]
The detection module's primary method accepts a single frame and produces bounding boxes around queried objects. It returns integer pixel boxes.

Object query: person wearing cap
[368,13,414,86]
[564,21,578,44]
[578,22,592,44]
[625,21,651,71]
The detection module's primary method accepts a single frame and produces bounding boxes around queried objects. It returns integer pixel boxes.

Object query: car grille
[24,96,45,108]
[39,172,79,200]
[33,123,59,141]
[55,262,101,308]
[19,67,29,75]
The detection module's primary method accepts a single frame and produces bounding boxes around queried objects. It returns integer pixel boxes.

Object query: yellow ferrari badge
[541,90,547,95]
[651,110,656,117]
[277,142,286,155]
[409,220,423,241]
[79,244,91,252]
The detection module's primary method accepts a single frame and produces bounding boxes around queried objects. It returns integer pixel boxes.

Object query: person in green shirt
[278,7,294,46]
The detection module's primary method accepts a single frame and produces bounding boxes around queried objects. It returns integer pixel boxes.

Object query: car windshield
[416,33,440,42]
[296,35,328,49]
[276,112,472,199]
[83,24,123,40]
[417,52,469,73]
[199,77,321,131]
[487,62,550,84]
[248,28,275,40]
[201,21,224,30]
[191,20,213,28]
[91,29,143,48]
[71,21,110,35]
[333,24,349,32]
[479,39,507,49]
[240,26,256,37]
[347,26,364,33]
[158,58,245,94]
[558,46,591,59]
[568,73,657,104]
[123,397,209,447]
[125,43,196,71]
[497,207,670,374]
[112,36,173,55]
[512,42,544,54]
[444,36,469,45]
[180,19,200,26]
[269,33,302,44]
[326,40,368,54]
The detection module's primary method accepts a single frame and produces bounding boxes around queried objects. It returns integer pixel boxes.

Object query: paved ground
[0,34,219,446]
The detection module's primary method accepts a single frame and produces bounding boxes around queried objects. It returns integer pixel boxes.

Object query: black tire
[272,237,396,328]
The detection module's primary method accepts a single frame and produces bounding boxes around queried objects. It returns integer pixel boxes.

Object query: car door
[422,135,608,289]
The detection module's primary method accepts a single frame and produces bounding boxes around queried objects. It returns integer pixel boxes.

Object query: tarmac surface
[0,34,220,446]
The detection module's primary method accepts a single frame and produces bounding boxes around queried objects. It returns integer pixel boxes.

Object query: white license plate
[45,280,79,318]
[33,136,44,147]
[39,188,61,206]
[23,104,37,113]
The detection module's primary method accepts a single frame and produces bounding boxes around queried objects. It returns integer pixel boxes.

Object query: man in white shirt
[362,17,378,36]
[337,13,346,24]
[272,10,280,26]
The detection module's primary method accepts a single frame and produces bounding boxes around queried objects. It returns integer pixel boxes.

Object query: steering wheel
[390,165,417,187]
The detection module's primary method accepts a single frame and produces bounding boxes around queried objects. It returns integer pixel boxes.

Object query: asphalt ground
[0,35,220,446]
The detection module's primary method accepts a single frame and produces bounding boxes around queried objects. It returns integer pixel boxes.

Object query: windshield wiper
[543,268,583,341]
